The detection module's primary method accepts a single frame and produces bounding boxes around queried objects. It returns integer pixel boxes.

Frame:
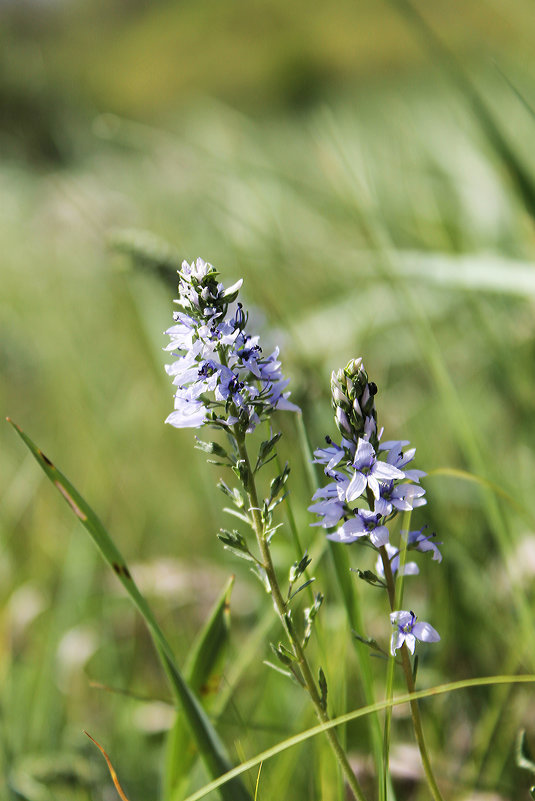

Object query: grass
[3,23,535,798]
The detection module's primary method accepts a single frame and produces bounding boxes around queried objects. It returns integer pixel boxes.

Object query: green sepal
[195,438,229,460]
[353,568,386,589]
[217,529,256,563]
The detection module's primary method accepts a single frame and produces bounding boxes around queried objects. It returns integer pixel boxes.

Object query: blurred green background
[3,0,535,799]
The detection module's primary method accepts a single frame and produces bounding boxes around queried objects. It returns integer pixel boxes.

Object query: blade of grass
[165,577,234,801]
[181,674,535,801]
[7,419,252,801]
[389,0,535,221]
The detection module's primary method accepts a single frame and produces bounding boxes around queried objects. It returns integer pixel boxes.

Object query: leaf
[352,632,385,654]
[288,578,316,602]
[254,433,282,472]
[84,732,131,801]
[268,463,290,505]
[8,420,252,801]
[289,552,312,584]
[165,578,235,799]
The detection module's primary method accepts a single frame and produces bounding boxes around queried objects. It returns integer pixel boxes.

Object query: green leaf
[288,578,316,602]
[254,433,282,472]
[289,552,312,584]
[268,463,290,505]
[165,578,235,800]
[352,632,386,656]
[7,420,252,801]
[270,642,296,667]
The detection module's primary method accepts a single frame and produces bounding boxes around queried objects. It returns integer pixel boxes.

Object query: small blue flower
[328,508,390,548]
[345,438,404,502]
[164,259,299,432]
[375,481,427,516]
[405,527,443,562]
[390,610,440,655]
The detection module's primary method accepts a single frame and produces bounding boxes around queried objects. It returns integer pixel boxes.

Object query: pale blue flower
[345,438,404,502]
[390,610,440,655]
[375,481,427,516]
[328,509,389,548]
[165,259,298,431]
[405,527,443,562]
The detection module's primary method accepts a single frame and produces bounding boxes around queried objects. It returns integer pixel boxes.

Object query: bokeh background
[3,1,535,799]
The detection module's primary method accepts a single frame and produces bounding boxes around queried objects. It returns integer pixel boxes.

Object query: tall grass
[3,59,535,798]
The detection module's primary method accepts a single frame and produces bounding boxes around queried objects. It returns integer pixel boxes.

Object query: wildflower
[375,481,427,516]
[406,528,442,562]
[390,610,440,655]
[328,509,390,547]
[344,438,404,502]
[380,440,427,483]
[164,259,298,432]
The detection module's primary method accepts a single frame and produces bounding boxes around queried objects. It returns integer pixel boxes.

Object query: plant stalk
[234,428,368,801]
[379,546,445,801]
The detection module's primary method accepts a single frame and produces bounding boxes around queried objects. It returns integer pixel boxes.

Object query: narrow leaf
[8,420,252,801]
[165,578,234,799]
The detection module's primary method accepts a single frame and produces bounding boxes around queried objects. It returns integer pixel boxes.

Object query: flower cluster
[164,258,298,432]
[309,358,441,657]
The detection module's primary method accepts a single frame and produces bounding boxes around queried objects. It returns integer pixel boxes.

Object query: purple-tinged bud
[330,358,379,448]
[335,406,353,439]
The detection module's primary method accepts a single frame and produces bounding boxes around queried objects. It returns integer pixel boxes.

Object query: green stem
[379,547,445,801]
[234,427,368,801]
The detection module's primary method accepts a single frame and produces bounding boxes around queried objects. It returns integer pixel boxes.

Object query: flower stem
[234,428,368,801]
[379,547,445,801]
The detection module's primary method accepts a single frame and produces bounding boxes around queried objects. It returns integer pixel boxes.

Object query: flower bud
[330,358,378,448]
